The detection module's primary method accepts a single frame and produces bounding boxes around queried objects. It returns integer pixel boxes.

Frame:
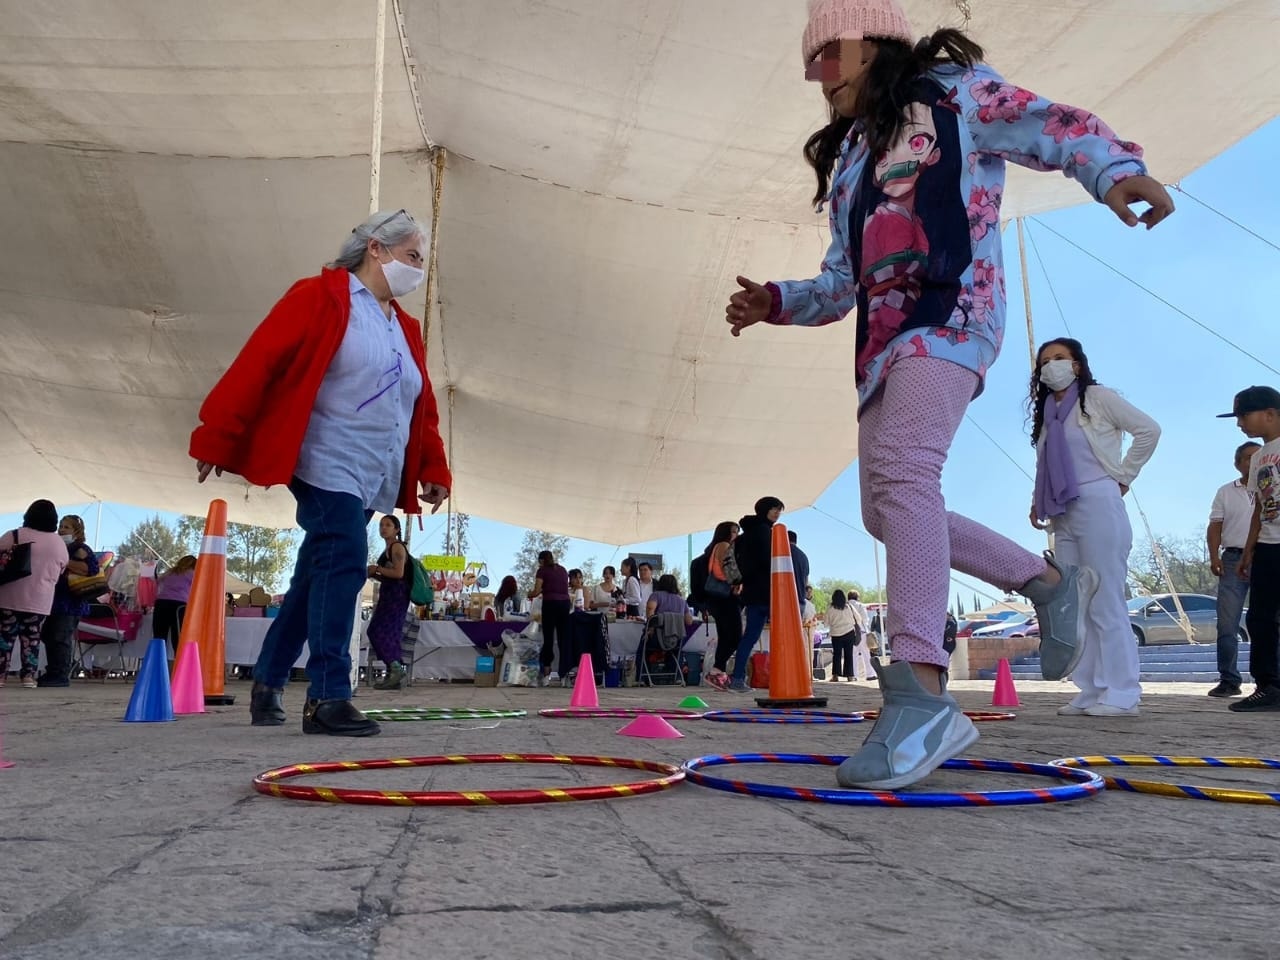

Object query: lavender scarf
[1033,382,1080,519]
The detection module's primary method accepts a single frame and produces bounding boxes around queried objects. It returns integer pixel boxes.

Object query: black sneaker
[250,682,286,725]
[1207,682,1242,699]
[1227,686,1280,712]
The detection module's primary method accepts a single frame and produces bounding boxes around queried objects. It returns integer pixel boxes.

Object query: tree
[577,556,599,586]
[1130,534,1217,597]
[441,511,470,557]
[513,529,570,594]
[178,516,299,592]
[114,515,190,568]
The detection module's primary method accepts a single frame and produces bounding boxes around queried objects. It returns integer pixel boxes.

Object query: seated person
[492,575,527,619]
[645,574,693,626]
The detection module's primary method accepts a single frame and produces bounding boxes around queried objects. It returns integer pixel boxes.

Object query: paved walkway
[1,677,1275,960]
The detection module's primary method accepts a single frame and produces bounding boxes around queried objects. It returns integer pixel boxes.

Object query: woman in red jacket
[190,208,451,737]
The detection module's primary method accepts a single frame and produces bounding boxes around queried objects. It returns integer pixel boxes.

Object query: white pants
[1050,479,1140,709]
[851,636,875,680]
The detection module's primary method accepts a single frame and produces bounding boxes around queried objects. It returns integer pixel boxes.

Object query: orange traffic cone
[992,658,1021,707]
[756,523,827,708]
[176,500,235,706]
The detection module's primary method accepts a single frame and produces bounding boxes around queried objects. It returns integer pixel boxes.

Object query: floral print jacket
[766,62,1147,410]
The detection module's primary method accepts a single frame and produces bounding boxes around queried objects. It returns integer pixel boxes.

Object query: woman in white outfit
[848,589,874,681]
[1029,338,1160,717]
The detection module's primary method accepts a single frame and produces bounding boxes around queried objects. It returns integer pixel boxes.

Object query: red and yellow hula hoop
[252,753,685,806]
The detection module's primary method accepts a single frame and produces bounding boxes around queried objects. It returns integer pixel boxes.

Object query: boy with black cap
[1219,386,1280,712]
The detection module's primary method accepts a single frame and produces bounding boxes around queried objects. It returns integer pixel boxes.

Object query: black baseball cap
[1218,385,1280,418]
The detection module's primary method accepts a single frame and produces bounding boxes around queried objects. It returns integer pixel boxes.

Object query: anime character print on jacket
[854,84,966,377]
[770,64,1148,411]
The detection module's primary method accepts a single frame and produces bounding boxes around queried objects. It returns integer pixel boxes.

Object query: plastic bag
[107,556,142,597]
[502,623,542,665]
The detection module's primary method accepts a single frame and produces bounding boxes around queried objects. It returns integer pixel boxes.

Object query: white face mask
[1038,358,1077,391]
[60,533,74,544]
[379,255,425,298]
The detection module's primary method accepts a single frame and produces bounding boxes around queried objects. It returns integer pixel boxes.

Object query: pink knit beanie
[801,0,915,65]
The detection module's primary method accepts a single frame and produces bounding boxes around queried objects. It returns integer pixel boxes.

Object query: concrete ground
[1,675,1277,960]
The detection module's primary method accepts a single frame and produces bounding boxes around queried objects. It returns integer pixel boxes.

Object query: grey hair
[329,209,425,271]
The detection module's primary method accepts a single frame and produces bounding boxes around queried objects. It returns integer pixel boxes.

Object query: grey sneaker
[728,679,751,693]
[1021,552,1098,681]
[836,660,979,791]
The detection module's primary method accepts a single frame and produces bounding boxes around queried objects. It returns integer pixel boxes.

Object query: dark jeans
[1216,548,1248,686]
[829,630,857,679]
[1245,543,1280,690]
[153,598,186,658]
[40,614,79,683]
[733,604,769,683]
[703,597,742,672]
[540,598,572,674]
[254,478,372,702]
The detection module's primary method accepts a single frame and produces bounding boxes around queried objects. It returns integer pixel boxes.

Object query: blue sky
[7,119,1276,602]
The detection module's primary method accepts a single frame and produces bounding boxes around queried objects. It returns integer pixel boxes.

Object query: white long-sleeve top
[824,604,859,638]
[1035,385,1160,487]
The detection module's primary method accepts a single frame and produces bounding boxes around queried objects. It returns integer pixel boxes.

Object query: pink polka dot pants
[859,356,1046,668]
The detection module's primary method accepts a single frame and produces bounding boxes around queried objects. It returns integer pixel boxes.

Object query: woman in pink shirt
[0,500,68,688]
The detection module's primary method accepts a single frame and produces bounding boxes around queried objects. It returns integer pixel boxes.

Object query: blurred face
[767,507,782,522]
[730,525,739,541]
[570,572,583,588]
[806,39,876,118]
[639,565,652,583]
[379,517,397,539]
[58,518,80,541]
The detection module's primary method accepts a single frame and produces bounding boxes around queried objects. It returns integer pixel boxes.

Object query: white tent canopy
[1,1,1276,543]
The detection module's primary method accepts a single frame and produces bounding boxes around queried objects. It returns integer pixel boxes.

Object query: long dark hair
[1029,337,1098,445]
[830,589,847,610]
[703,520,738,556]
[803,29,984,207]
[495,575,519,607]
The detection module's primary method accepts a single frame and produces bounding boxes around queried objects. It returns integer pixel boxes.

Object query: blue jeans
[1216,549,1248,686]
[733,604,769,682]
[254,478,372,701]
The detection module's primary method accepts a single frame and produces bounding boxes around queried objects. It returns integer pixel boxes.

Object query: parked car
[1127,593,1247,646]
[971,616,1038,640]
[956,618,1000,638]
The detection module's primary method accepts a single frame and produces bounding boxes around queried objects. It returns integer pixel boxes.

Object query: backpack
[689,552,710,604]
[402,545,434,606]
[722,541,743,585]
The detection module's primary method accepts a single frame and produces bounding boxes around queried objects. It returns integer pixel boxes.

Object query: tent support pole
[368,0,388,214]
[1017,218,1036,372]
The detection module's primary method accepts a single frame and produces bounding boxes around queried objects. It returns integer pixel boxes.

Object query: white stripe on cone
[771,556,794,574]
[201,535,228,556]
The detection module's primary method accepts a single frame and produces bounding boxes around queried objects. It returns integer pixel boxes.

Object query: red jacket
[189,267,451,513]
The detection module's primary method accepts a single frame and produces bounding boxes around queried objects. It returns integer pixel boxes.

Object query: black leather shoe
[250,683,286,726]
[302,698,381,737]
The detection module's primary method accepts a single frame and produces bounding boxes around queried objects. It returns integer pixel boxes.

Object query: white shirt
[824,604,858,637]
[638,579,654,606]
[1248,439,1280,546]
[1209,479,1255,551]
[1035,385,1160,487]
[849,600,868,632]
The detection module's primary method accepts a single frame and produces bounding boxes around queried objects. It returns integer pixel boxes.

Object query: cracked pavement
[1,678,1276,960]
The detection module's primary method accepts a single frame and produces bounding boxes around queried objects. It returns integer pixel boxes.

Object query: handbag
[0,529,33,587]
[721,547,743,585]
[703,573,732,599]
